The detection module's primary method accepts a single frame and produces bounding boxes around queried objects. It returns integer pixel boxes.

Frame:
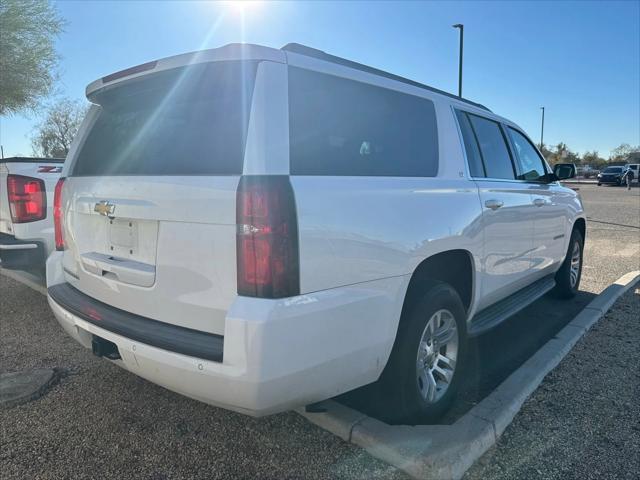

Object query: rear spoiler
[1,157,64,164]
[86,43,285,97]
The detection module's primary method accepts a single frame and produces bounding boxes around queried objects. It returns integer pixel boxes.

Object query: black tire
[597,183,601,186]
[376,282,467,424]
[552,229,584,298]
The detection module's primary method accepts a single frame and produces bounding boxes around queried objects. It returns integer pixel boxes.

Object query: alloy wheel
[570,240,581,288]
[415,309,459,404]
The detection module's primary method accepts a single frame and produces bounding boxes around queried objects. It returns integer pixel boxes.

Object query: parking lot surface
[0,275,406,480]
[1,183,638,479]
[577,183,640,292]
[465,285,640,480]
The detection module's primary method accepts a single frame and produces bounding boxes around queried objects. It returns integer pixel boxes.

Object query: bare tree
[0,0,64,115]
[609,143,640,163]
[31,98,87,158]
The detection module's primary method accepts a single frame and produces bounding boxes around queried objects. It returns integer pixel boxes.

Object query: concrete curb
[298,271,640,480]
[562,180,598,184]
[0,268,47,295]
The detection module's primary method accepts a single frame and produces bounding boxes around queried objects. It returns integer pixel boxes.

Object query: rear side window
[465,113,515,180]
[507,127,547,181]
[288,67,438,177]
[73,61,258,176]
[455,110,485,177]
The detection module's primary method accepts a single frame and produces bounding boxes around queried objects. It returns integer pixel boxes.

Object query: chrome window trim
[452,105,560,186]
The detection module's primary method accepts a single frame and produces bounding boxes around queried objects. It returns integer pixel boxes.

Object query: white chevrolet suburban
[1,157,63,269]
[46,43,585,423]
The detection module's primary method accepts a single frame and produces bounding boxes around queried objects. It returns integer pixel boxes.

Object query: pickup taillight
[7,174,46,223]
[53,178,66,250]
[236,176,300,299]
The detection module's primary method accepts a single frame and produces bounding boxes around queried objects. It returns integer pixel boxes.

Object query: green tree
[0,0,64,115]
[539,144,553,163]
[31,98,87,158]
[546,142,578,166]
[582,150,604,166]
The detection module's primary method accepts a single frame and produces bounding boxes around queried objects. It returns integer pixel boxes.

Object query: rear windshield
[72,61,258,176]
[603,167,623,173]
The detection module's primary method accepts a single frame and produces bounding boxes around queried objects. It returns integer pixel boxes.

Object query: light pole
[452,24,464,98]
[540,107,545,149]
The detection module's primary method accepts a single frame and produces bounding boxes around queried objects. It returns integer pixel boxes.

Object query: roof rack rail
[1,157,64,164]
[281,43,491,112]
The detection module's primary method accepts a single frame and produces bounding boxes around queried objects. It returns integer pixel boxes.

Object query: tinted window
[467,114,515,180]
[455,110,485,177]
[603,166,623,173]
[507,128,547,181]
[288,67,438,176]
[73,61,258,176]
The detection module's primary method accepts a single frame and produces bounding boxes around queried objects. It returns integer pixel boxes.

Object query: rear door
[61,61,259,335]
[455,110,535,309]
[505,127,567,273]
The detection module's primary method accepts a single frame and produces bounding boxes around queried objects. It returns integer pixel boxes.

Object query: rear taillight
[236,176,299,299]
[7,175,46,223]
[53,178,66,251]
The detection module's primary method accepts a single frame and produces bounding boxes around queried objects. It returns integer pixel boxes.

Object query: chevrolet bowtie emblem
[94,201,116,218]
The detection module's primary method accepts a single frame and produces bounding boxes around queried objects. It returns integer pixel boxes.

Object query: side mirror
[553,163,576,180]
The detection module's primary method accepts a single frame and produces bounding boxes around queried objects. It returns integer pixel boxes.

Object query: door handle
[484,199,504,210]
[533,198,546,207]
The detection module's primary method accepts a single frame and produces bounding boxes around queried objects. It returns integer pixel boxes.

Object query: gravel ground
[465,285,640,480]
[0,275,407,480]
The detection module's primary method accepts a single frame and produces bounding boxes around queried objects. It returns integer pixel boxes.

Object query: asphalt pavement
[0,183,638,479]
[576,183,640,292]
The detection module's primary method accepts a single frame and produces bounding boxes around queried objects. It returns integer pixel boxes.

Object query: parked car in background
[597,166,625,186]
[576,165,598,179]
[46,43,585,423]
[0,157,64,270]
[623,163,639,183]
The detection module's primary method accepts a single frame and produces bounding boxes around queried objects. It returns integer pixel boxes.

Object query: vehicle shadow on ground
[338,289,596,425]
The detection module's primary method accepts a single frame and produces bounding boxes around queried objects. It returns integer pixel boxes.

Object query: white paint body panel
[46,43,586,416]
[48,250,408,416]
[59,175,239,335]
[0,160,63,262]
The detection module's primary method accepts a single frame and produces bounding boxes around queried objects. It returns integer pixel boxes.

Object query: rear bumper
[47,267,407,416]
[0,233,44,269]
[48,283,224,361]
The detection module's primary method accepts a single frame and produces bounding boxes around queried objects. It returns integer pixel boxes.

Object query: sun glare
[223,0,262,14]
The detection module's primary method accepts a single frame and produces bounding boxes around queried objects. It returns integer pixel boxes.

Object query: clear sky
[1,0,638,158]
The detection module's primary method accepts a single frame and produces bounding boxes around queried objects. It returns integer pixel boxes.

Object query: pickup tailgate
[0,159,62,238]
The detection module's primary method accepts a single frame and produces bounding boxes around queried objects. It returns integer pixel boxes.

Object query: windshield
[603,166,623,173]
[72,61,258,176]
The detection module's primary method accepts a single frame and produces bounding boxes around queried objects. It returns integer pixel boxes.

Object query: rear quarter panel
[291,95,485,310]
[292,176,484,293]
